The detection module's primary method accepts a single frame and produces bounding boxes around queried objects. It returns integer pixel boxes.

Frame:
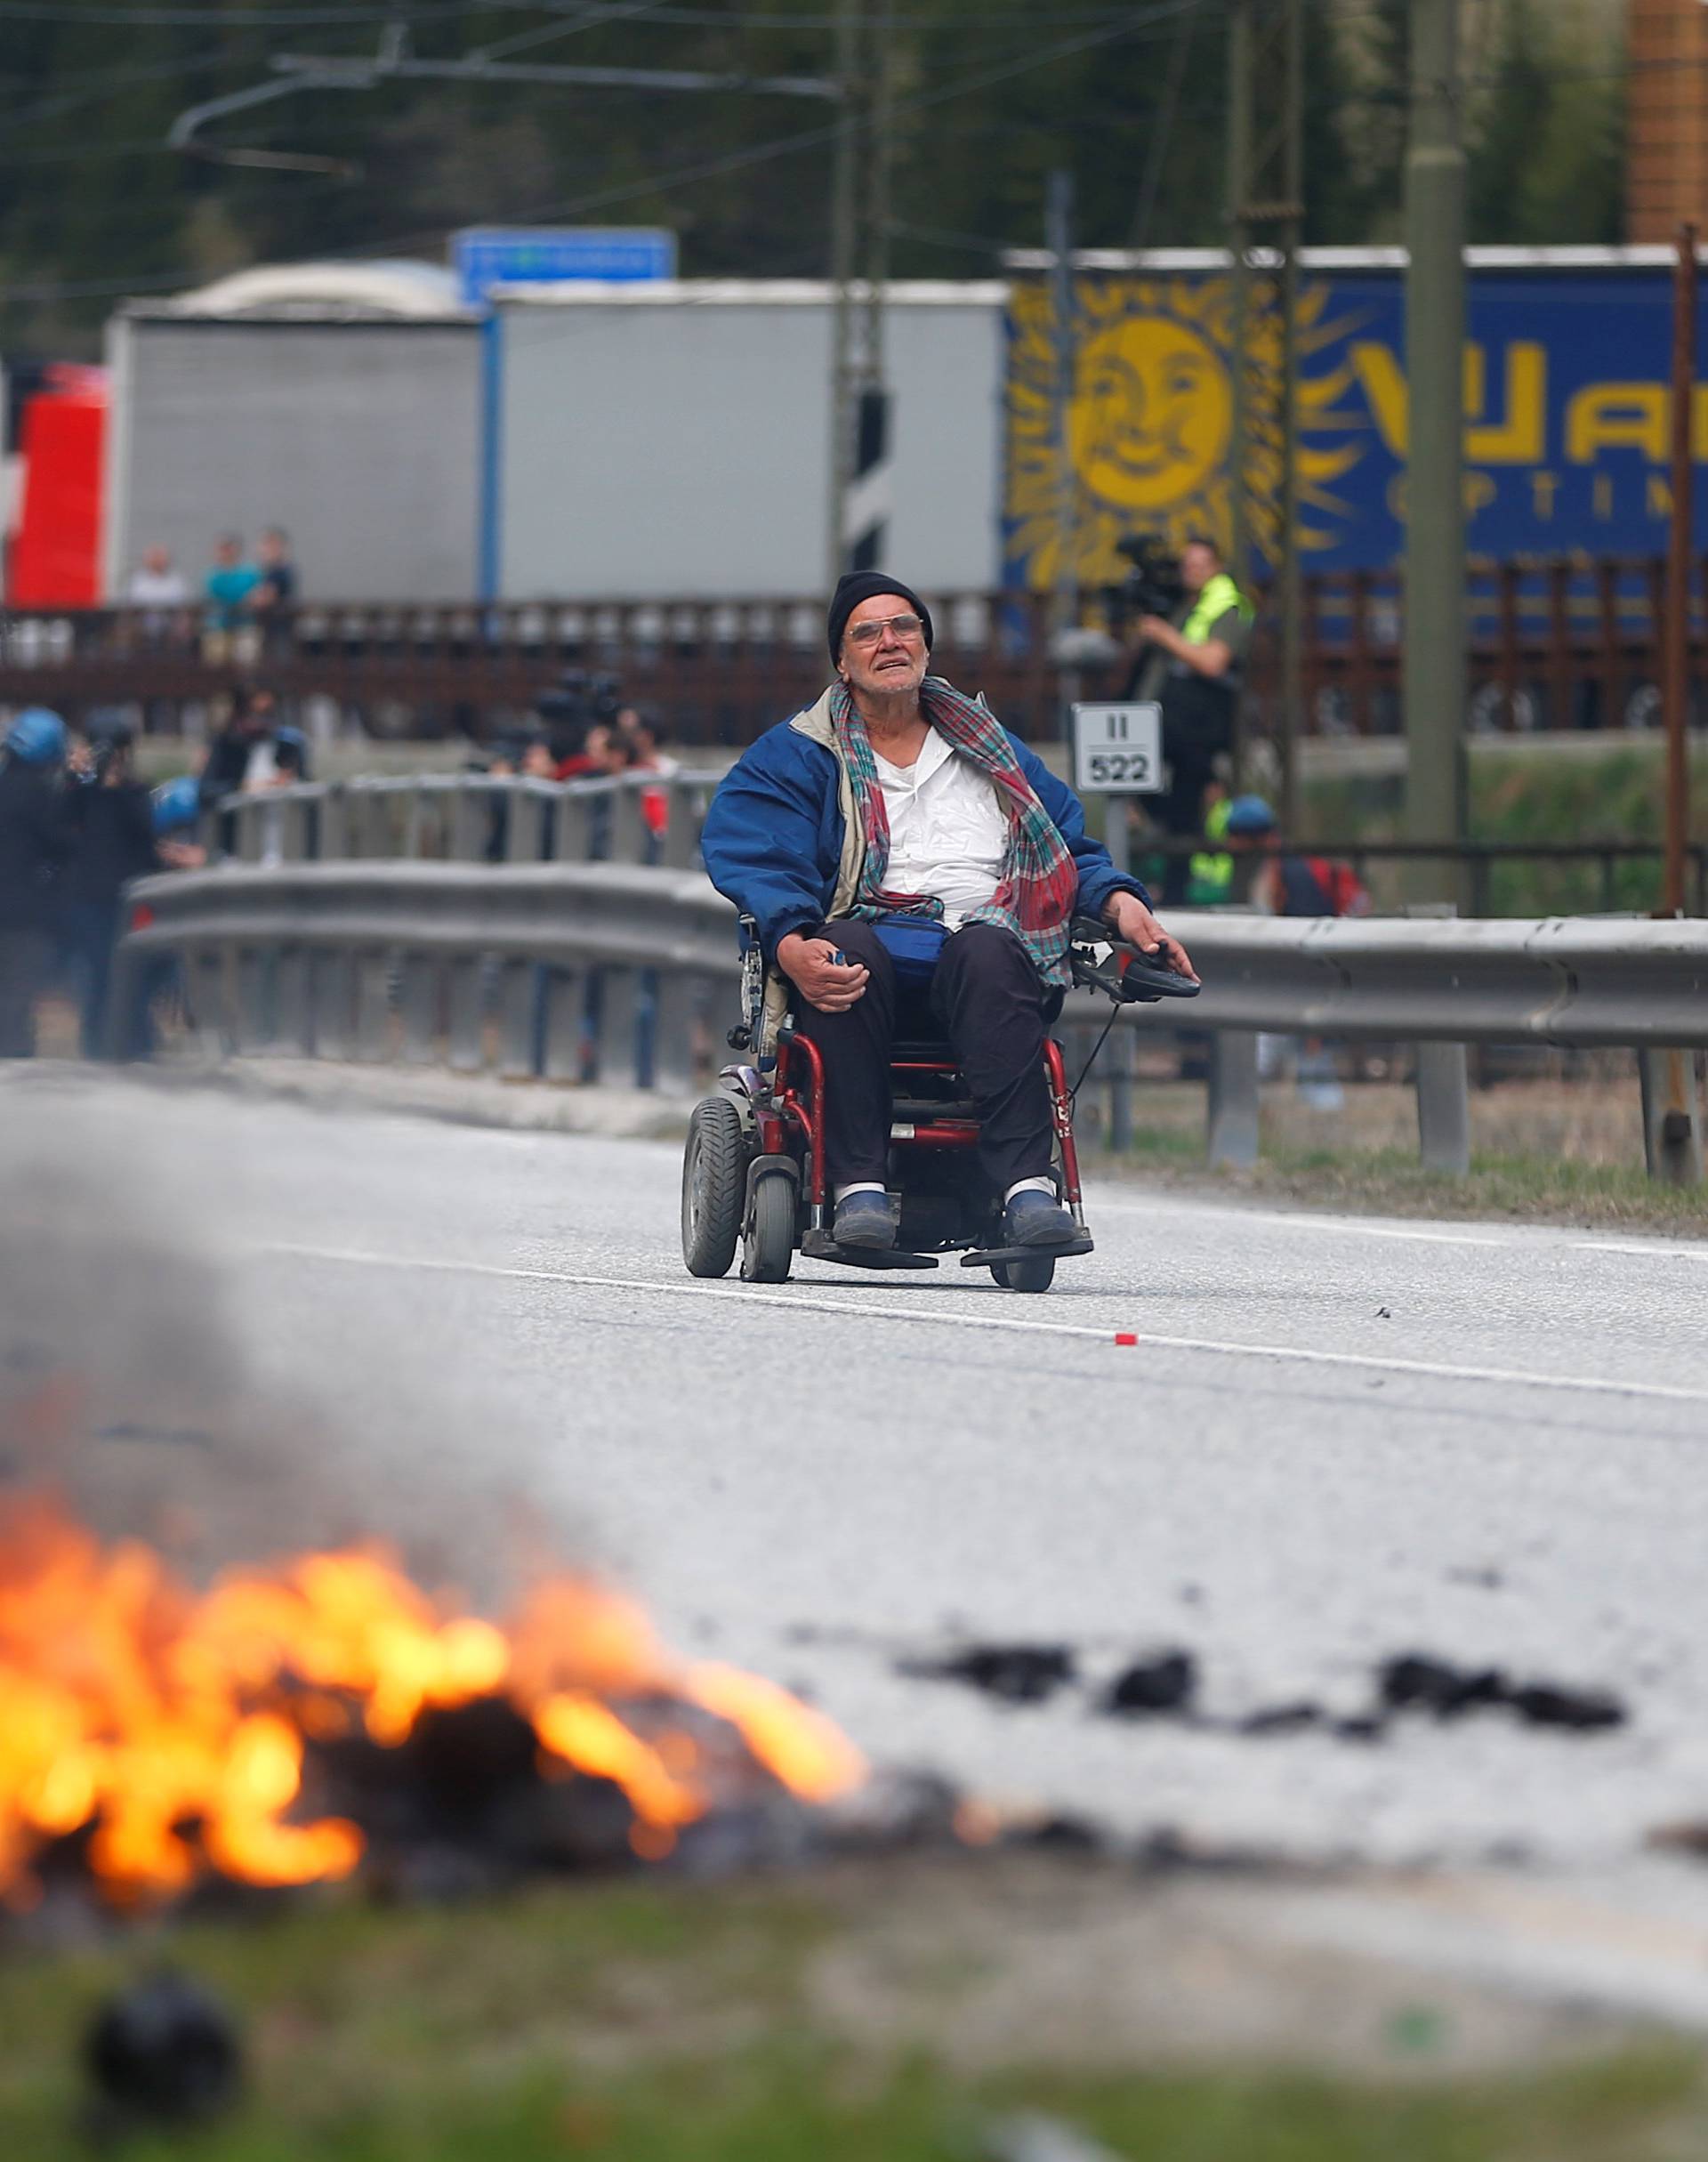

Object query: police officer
[1130,535,1253,905]
[0,707,75,1057]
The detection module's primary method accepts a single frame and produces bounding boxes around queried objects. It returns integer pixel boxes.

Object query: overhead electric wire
[1128,0,1199,251]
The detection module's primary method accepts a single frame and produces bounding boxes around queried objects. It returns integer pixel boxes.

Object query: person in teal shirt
[203,534,262,662]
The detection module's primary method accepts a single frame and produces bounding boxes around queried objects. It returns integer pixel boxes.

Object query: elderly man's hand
[777,932,870,1013]
[1104,891,1196,982]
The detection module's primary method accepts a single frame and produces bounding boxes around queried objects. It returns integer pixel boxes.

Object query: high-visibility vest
[1180,572,1253,646]
[1187,796,1235,905]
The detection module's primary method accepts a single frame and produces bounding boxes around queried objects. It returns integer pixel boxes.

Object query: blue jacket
[700,684,1149,961]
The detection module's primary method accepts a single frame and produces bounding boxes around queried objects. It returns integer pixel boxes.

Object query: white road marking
[1091,1194,1708,1266]
[253,1242,1708,1410]
[1575,1241,1708,1265]
[1086,1199,1514,1249]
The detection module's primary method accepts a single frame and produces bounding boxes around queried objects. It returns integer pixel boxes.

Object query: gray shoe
[1003,1190,1078,1246]
[834,1190,896,1248]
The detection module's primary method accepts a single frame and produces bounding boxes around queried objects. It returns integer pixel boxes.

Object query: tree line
[0,0,1626,359]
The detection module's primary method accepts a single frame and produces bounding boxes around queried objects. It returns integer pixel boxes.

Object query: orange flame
[0,1496,864,1906]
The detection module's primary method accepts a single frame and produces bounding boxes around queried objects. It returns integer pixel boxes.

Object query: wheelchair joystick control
[726,1025,753,1051]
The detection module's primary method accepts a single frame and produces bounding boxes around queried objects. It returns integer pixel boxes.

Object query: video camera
[535,668,624,762]
[1102,532,1185,633]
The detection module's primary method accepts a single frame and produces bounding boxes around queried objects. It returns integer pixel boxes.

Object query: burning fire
[0,1496,864,1907]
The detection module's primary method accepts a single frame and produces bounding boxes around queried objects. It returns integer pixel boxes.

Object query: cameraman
[1127,535,1253,905]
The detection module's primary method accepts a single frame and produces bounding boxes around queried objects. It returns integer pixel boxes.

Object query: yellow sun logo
[1004,274,1369,591]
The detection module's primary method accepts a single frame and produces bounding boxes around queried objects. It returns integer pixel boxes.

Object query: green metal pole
[1277,0,1304,837]
[1403,0,1468,900]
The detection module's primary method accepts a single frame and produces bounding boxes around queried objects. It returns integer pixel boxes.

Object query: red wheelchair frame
[761,1027,1085,1238]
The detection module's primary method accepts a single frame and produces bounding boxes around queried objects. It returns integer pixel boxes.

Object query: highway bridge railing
[8,554,1704,745]
[206,777,1708,921]
[208,770,723,870]
[112,865,1708,1185]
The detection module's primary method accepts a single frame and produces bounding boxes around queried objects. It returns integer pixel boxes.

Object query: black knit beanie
[826,570,935,666]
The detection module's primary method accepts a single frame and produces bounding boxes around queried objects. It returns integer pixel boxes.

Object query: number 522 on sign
[1071,702,1163,795]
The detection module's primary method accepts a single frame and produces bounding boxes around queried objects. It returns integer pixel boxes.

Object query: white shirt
[126,567,189,607]
[871,726,1010,929]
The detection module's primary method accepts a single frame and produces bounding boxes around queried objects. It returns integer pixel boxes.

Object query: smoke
[0,1069,565,1598]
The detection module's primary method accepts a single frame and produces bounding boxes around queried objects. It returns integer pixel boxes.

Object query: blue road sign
[454,228,677,306]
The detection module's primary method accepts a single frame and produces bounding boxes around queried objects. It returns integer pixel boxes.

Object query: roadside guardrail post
[648,972,699,1094]
[399,956,439,1063]
[1207,1030,1260,1167]
[318,785,349,861]
[310,949,353,1059]
[543,966,584,1080]
[505,784,552,865]
[449,780,489,863]
[498,961,539,1077]
[355,953,391,1060]
[1640,1047,1704,1185]
[235,948,272,1052]
[611,779,650,864]
[658,779,702,871]
[593,968,639,1084]
[447,956,486,1071]
[274,946,310,1054]
[1406,904,1471,1174]
[278,793,313,864]
[555,789,594,862]
[191,947,230,1060]
[1414,1043,1471,1174]
[1107,1017,1135,1151]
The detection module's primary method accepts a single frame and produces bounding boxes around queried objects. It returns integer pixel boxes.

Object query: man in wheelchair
[699,571,1196,1258]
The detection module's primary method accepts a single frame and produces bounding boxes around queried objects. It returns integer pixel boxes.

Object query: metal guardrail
[112,864,1708,1182]
[115,861,735,1093]
[210,770,722,869]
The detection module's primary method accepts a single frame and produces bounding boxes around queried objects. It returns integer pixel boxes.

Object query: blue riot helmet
[4,706,68,766]
[151,776,202,835]
[1224,794,1277,837]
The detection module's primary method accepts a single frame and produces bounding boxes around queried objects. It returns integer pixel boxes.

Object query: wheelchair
[681,915,1198,1295]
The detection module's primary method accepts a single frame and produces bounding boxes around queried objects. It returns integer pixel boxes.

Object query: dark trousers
[788,918,1053,1196]
[0,929,47,1059]
[60,899,121,1059]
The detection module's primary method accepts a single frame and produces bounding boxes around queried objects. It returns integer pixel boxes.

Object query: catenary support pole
[1403,0,1468,905]
[1664,222,1697,923]
[1048,168,1077,647]
[1646,223,1704,1186]
[826,0,858,587]
[1225,0,1253,592]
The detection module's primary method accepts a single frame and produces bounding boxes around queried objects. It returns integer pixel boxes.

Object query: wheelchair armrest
[1068,916,1202,1004]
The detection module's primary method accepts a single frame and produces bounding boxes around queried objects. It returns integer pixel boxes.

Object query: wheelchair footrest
[801,1230,939,1271]
[960,1235,1093,1268]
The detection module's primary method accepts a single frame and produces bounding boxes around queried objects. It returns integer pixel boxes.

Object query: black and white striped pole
[826,0,893,581]
[842,384,891,571]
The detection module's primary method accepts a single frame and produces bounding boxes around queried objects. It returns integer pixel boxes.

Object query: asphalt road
[10,1069,1708,1883]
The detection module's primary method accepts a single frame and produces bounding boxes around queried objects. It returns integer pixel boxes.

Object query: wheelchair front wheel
[741,1166,796,1284]
[682,1095,747,1278]
[994,1254,1055,1294]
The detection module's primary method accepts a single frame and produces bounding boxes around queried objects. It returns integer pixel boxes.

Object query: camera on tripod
[534,668,624,763]
[1103,532,1185,633]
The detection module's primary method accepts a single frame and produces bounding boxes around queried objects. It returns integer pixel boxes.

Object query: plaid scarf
[831,675,1079,987]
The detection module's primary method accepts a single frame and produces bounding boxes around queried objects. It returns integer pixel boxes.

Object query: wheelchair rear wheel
[741,1166,796,1283]
[682,1095,747,1278]
[994,1254,1055,1294]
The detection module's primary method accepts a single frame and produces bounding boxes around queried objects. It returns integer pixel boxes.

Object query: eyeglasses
[846,612,925,649]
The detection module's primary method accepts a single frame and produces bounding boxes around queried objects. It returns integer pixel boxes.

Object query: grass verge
[1090,1131,1708,1233]
[1,1871,1704,2162]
